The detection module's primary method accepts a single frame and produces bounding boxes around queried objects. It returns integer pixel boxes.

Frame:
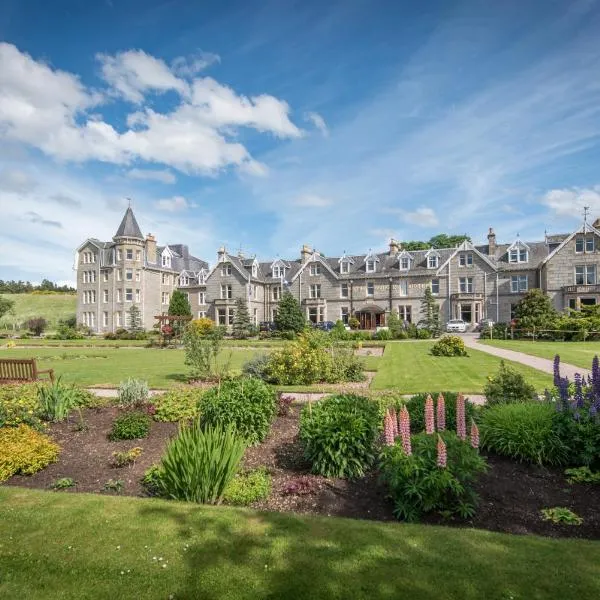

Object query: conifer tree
[418,287,441,336]
[232,297,252,339]
[274,291,305,334]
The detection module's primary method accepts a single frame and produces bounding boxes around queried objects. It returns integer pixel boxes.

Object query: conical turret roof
[114,206,143,240]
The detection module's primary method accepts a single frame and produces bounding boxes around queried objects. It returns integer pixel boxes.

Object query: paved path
[463,335,590,381]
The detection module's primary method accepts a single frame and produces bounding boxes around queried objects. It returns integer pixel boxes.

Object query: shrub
[159,422,246,504]
[26,317,47,336]
[108,411,151,440]
[200,377,276,445]
[541,507,582,526]
[223,467,272,506]
[0,383,42,428]
[565,466,600,484]
[403,393,479,433]
[38,379,83,422]
[152,388,202,422]
[348,317,360,330]
[103,479,124,493]
[183,322,226,380]
[51,325,85,340]
[430,335,468,357]
[281,475,320,496]
[479,402,568,465]
[0,425,60,481]
[50,477,76,490]
[141,464,164,496]
[380,431,487,522]
[278,394,294,417]
[112,447,143,467]
[479,322,510,340]
[374,328,393,341]
[117,378,149,409]
[416,328,433,339]
[242,353,271,380]
[299,394,381,478]
[484,361,537,404]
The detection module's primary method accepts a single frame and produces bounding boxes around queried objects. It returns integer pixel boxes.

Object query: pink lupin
[390,407,398,438]
[456,393,467,441]
[436,435,447,468]
[384,411,395,446]
[470,420,479,449]
[399,406,412,456]
[425,394,435,434]
[436,393,446,431]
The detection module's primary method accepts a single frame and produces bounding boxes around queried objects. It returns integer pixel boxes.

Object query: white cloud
[293,194,333,207]
[401,207,439,227]
[0,43,302,177]
[171,51,221,77]
[0,168,37,194]
[154,195,193,212]
[127,168,176,184]
[540,186,600,217]
[304,111,329,137]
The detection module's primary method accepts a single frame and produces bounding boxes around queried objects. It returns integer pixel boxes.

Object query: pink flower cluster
[383,411,395,446]
[436,393,446,431]
[399,406,412,456]
[425,395,435,434]
[436,435,447,468]
[470,420,479,449]
[456,393,467,441]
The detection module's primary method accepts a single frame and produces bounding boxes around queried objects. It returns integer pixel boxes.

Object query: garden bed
[5,404,600,540]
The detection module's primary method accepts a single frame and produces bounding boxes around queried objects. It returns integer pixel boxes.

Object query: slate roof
[114,207,144,239]
[155,245,208,274]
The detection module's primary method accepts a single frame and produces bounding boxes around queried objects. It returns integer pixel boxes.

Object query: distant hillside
[0,293,77,331]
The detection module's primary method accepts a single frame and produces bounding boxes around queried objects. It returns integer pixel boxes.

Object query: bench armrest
[37,368,55,383]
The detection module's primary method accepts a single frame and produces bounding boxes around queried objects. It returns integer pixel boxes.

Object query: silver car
[446,319,467,333]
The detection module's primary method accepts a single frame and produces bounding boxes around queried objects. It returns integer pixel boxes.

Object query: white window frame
[510,275,528,293]
[398,280,408,297]
[221,264,232,276]
[126,249,133,260]
[135,289,141,303]
[103,289,109,303]
[309,263,321,276]
[365,259,376,273]
[309,284,321,299]
[400,257,410,270]
[459,277,473,293]
[116,289,122,303]
[340,261,349,274]
[117,249,123,261]
[575,265,596,285]
[272,286,281,301]
[428,256,438,269]
[340,306,349,324]
[198,291,206,305]
[103,312,108,327]
[459,252,473,267]
[102,271,109,282]
[125,269,133,281]
[162,292,169,305]
[116,311,122,327]
[366,282,374,297]
[340,283,349,298]
[125,288,133,302]
[272,266,281,278]
[431,278,440,295]
[221,284,232,299]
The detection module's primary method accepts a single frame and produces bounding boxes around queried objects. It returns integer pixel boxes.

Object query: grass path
[480,340,600,371]
[371,342,553,393]
[1,487,599,600]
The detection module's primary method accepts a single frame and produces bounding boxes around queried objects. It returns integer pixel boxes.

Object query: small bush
[416,328,432,340]
[26,317,47,336]
[159,422,246,504]
[484,361,537,404]
[565,466,600,484]
[141,464,164,496]
[374,328,393,341]
[108,411,151,440]
[50,477,76,490]
[278,395,294,417]
[380,431,487,522]
[118,378,149,409]
[103,479,124,493]
[552,410,600,468]
[223,467,272,506]
[403,393,479,433]
[38,379,82,422]
[281,475,320,496]
[112,447,143,467]
[200,377,276,445]
[0,383,42,428]
[242,354,271,379]
[430,335,468,357]
[0,425,60,481]
[480,402,568,465]
[541,507,583,526]
[299,394,381,478]
[152,388,202,422]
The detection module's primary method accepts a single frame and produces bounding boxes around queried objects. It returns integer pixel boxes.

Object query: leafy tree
[274,291,305,334]
[168,290,192,337]
[183,322,226,380]
[26,317,47,336]
[418,287,441,336]
[0,295,14,319]
[127,304,143,333]
[402,241,430,251]
[232,297,252,339]
[387,310,404,338]
[428,234,470,248]
[513,289,558,330]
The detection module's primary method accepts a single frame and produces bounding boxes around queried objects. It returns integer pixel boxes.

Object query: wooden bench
[0,358,55,384]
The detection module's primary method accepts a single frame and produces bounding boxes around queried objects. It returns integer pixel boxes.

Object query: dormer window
[576,235,595,253]
[366,259,376,273]
[509,248,528,263]
[273,266,282,278]
[197,270,206,284]
[180,275,189,287]
[459,252,473,267]
[400,257,410,270]
[340,261,349,274]
[428,255,438,269]
[309,263,321,276]
[162,254,171,268]
[252,264,258,277]
[221,264,232,276]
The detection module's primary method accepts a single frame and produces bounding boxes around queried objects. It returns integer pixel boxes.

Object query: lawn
[481,339,600,370]
[371,342,553,393]
[1,487,599,600]
[0,293,76,330]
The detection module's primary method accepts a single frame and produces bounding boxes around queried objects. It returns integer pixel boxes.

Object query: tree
[167,290,192,337]
[513,289,558,330]
[401,234,471,251]
[387,310,403,338]
[0,295,14,320]
[274,291,305,334]
[183,322,226,380]
[232,297,252,339]
[418,287,441,336]
[127,304,143,333]
[26,317,47,336]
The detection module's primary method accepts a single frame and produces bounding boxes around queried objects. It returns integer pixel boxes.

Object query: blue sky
[2,0,600,285]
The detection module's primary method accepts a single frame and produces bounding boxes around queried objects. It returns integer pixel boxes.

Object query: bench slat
[0,358,54,383]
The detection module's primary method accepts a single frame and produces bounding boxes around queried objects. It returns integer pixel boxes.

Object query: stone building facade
[76,208,600,333]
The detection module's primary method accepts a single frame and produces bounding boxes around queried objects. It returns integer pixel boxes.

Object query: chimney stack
[487,227,496,256]
[217,246,227,262]
[145,233,156,264]
[301,244,312,264]
[389,238,400,256]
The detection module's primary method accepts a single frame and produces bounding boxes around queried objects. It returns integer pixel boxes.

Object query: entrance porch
[355,305,386,329]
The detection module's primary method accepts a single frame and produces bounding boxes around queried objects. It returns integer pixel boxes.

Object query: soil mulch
[5,405,600,540]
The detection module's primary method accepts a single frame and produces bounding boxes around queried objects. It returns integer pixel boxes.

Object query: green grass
[371,342,553,393]
[1,487,598,600]
[9,338,149,347]
[480,339,599,370]
[0,293,76,330]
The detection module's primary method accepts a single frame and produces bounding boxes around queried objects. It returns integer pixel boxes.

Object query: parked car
[446,319,467,333]
[314,321,335,332]
[475,318,494,331]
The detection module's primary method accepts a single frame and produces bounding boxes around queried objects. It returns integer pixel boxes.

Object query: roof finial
[126,197,132,209]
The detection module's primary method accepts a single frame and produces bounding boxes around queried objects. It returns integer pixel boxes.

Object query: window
[162,273,170,285]
[340,283,349,298]
[309,263,321,276]
[340,261,349,274]
[180,275,189,286]
[366,259,376,273]
[253,308,258,325]
[575,265,596,285]
[103,271,109,282]
[126,249,133,260]
[459,253,473,267]
[198,271,206,284]
[308,306,325,323]
[341,307,349,324]
[509,248,528,263]
[428,255,438,269]
[272,286,281,301]
[116,289,122,303]
[221,284,232,299]
[221,264,232,276]
[162,254,171,268]
[103,289,109,303]
[575,236,595,253]
[459,277,473,293]
[198,311,207,319]
[366,282,374,297]
[198,291,206,305]
[400,257,410,270]
[116,312,122,327]
[125,288,133,302]
[162,292,169,305]
[218,309,227,325]
[511,275,528,293]
[136,250,141,261]
[431,278,440,295]
[252,264,258,277]
[117,270,122,281]
[135,289,141,303]
[398,280,408,296]
[135,270,141,282]
[398,305,412,323]
[103,312,108,327]
[309,284,321,299]
[125,269,133,280]
[117,249,122,261]
[587,237,596,252]
[272,265,281,278]
[254,285,259,299]
[227,309,235,326]
[82,251,96,264]
[84,290,96,303]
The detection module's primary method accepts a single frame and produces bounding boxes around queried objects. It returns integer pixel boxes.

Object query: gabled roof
[114,207,144,240]
[291,252,338,282]
[507,238,530,252]
[540,223,600,266]
[436,240,497,274]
